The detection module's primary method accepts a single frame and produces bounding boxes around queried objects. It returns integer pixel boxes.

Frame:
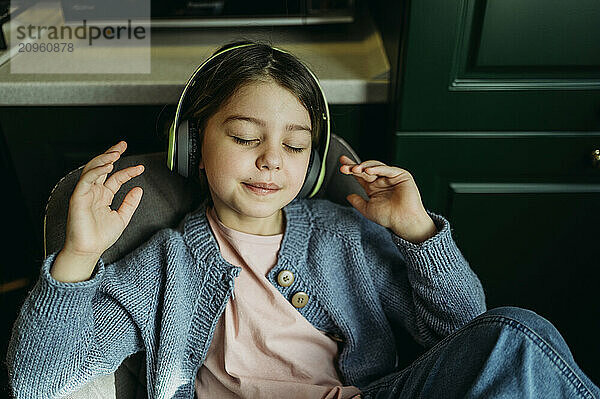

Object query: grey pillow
[42,133,366,398]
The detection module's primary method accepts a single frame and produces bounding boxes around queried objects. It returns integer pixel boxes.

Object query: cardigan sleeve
[5,229,168,399]
[358,208,487,348]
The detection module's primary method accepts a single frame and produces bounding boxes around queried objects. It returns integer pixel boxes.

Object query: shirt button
[291,292,309,308]
[277,270,295,287]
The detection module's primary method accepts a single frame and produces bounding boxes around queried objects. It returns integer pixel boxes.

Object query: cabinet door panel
[397,0,600,131]
[449,185,600,386]
[394,132,600,384]
[395,132,600,210]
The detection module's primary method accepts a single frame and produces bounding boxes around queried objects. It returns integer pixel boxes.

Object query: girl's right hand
[62,140,145,259]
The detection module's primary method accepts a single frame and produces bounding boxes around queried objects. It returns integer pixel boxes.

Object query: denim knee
[360,306,600,399]
[483,305,542,320]
[475,306,575,363]
[482,306,554,330]
[470,306,600,398]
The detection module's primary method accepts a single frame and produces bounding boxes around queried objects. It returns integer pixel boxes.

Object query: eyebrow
[222,114,312,134]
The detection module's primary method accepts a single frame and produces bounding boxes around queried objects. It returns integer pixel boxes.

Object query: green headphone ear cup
[188,119,199,178]
[174,118,199,178]
[298,149,321,199]
[176,119,188,177]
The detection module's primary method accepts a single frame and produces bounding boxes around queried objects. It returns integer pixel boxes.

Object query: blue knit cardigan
[7,197,487,398]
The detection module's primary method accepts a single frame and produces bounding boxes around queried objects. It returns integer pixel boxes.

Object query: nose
[256,143,282,171]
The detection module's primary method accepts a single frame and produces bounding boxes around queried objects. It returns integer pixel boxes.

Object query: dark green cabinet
[394,133,600,383]
[384,0,600,385]
[397,0,600,131]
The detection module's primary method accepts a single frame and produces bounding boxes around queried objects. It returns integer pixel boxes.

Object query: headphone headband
[167,42,331,199]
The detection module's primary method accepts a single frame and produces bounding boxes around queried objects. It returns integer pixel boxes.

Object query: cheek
[201,137,245,186]
[206,156,241,180]
[291,154,311,182]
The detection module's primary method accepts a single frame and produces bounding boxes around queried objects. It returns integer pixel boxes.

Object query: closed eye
[232,136,306,153]
[232,136,255,146]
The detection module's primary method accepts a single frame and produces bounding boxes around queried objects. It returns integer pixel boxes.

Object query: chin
[239,205,279,219]
[246,196,295,214]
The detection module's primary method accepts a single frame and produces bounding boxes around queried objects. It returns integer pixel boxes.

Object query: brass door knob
[593,149,600,168]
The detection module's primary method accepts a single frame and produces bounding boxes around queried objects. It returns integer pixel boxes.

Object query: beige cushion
[61,374,115,399]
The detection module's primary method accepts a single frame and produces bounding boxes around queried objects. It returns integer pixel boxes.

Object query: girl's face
[199,80,313,235]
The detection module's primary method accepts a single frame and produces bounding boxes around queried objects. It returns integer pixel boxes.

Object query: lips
[244,182,281,190]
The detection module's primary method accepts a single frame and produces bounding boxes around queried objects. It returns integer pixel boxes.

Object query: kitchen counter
[0,2,389,106]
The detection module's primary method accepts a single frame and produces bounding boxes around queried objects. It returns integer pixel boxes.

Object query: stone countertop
[0,2,389,106]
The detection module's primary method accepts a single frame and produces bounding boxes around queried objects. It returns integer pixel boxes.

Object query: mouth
[242,182,281,195]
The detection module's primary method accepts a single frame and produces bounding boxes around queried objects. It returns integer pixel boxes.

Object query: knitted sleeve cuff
[389,210,468,279]
[31,250,106,319]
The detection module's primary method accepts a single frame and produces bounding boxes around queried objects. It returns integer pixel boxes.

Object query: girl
[7,40,600,399]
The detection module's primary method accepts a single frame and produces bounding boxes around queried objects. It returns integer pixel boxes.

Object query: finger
[115,186,143,227]
[104,164,145,196]
[340,159,386,176]
[365,165,414,182]
[370,169,417,192]
[94,166,111,186]
[346,165,408,193]
[94,142,128,186]
[363,165,406,178]
[363,165,414,187]
[81,163,114,186]
[351,171,378,184]
[341,166,381,184]
[82,151,119,175]
[107,140,127,152]
[82,141,127,175]
[103,140,127,155]
[351,160,387,174]
[339,156,357,174]
[72,163,114,198]
[339,155,356,165]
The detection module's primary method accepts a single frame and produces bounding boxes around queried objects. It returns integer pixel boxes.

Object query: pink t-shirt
[195,206,363,399]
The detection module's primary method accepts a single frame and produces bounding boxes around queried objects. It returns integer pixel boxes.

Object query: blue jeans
[360,307,600,399]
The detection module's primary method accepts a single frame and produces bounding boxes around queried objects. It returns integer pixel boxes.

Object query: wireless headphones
[166,43,331,199]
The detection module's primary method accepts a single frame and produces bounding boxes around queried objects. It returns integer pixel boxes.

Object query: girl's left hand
[339,155,438,244]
